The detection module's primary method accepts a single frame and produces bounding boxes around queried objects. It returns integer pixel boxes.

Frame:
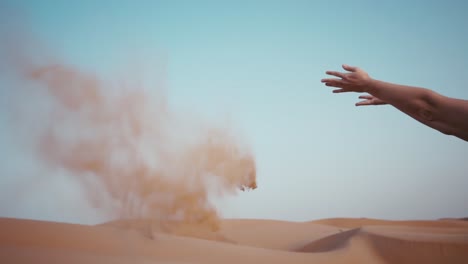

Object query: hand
[355,95,387,106]
[321,64,372,93]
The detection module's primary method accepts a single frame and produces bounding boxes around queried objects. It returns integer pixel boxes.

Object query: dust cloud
[0,31,257,231]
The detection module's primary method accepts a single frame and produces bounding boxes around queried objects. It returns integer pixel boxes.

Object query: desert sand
[1,217,468,264]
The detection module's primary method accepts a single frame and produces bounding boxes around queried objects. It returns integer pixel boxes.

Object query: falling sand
[0,29,257,233]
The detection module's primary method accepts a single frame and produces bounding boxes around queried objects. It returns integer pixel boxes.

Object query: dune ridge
[293,228,361,252]
[311,217,468,228]
[295,225,468,264]
[363,227,468,264]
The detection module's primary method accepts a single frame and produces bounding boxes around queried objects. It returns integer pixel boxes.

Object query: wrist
[364,78,378,94]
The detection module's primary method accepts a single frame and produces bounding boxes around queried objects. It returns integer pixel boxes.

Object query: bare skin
[356,95,387,106]
[321,64,468,142]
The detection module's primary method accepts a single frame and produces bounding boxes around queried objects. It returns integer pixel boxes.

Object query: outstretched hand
[321,64,372,93]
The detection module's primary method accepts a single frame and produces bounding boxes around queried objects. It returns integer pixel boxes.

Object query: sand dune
[296,225,468,264]
[1,217,468,264]
[216,219,341,250]
[311,217,468,228]
[293,227,361,252]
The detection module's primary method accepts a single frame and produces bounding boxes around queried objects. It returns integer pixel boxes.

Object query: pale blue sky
[1,0,467,224]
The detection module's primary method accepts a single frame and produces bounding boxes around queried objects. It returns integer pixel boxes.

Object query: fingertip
[343,64,357,72]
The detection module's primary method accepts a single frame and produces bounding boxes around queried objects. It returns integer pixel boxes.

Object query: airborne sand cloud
[0,22,257,230]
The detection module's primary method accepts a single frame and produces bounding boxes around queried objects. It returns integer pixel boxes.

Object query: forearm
[367,79,432,111]
[366,79,456,136]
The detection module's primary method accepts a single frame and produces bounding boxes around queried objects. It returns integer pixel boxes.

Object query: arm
[367,79,468,140]
[321,64,468,141]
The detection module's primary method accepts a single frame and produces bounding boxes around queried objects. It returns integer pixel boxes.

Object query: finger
[325,71,346,79]
[342,64,358,72]
[356,99,389,106]
[374,100,388,105]
[325,82,344,88]
[333,89,351,93]
[355,100,372,106]
[358,95,373,100]
[321,78,342,83]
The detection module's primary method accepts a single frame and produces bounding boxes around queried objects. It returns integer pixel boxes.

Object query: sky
[1,0,467,224]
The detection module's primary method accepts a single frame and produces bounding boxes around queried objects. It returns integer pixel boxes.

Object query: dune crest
[311,217,468,228]
[293,228,361,252]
